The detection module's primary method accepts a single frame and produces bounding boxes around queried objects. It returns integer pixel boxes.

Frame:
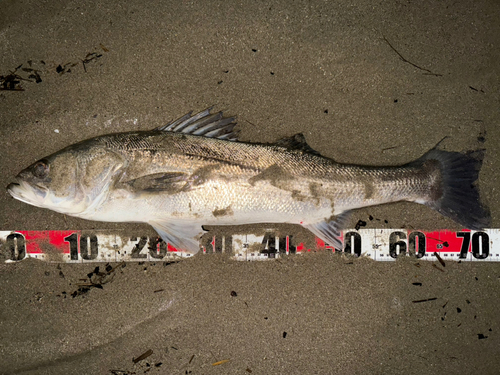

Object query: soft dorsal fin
[156,107,239,141]
[275,133,322,156]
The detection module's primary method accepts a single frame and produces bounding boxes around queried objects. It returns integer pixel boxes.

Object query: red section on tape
[17,230,79,255]
[423,230,471,253]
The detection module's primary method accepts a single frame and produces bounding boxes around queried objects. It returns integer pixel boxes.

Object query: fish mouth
[7,182,22,198]
[7,180,48,206]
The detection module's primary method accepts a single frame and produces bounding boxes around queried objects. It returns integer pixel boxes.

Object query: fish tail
[412,148,490,230]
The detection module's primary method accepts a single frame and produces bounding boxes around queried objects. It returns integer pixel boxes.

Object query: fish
[7,108,490,253]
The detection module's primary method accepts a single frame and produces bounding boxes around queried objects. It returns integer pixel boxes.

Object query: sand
[1,0,499,373]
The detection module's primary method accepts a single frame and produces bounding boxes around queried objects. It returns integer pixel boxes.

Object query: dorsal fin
[156,107,239,141]
[274,133,321,156]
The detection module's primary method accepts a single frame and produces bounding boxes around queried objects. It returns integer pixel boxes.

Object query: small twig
[381,145,399,153]
[245,119,258,128]
[383,36,442,77]
[434,252,446,267]
[412,297,438,303]
[432,264,445,272]
[133,349,153,363]
[212,359,230,366]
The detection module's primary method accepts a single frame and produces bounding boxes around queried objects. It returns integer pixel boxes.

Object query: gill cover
[73,147,125,216]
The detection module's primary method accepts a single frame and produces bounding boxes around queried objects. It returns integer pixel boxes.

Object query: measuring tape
[1,228,498,263]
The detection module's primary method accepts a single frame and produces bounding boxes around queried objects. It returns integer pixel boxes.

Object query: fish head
[7,143,124,216]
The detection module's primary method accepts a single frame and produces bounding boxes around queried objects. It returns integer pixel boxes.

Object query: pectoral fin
[302,212,351,251]
[125,172,188,193]
[149,220,205,254]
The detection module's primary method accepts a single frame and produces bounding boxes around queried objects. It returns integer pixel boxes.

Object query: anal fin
[302,211,351,251]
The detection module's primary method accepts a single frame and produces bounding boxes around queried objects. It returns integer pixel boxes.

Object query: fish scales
[100,132,421,217]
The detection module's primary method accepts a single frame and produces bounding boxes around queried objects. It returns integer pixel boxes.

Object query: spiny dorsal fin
[156,107,239,141]
[275,133,321,156]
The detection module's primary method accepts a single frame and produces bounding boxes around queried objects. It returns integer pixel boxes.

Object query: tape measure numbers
[1,229,497,263]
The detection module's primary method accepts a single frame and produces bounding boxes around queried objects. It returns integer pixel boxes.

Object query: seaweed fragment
[71,261,125,297]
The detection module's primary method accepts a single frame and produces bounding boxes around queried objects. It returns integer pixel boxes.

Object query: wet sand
[1,0,499,373]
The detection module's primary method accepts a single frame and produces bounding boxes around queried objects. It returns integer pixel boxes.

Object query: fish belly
[90,177,335,226]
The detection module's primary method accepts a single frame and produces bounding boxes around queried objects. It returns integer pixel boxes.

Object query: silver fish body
[7,109,490,252]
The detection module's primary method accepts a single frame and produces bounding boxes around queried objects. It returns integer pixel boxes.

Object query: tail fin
[413,149,490,230]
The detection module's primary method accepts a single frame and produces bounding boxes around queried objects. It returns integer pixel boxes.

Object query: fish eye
[33,160,49,178]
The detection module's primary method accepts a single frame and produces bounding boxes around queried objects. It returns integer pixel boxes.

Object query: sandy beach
[1,0,499,373]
